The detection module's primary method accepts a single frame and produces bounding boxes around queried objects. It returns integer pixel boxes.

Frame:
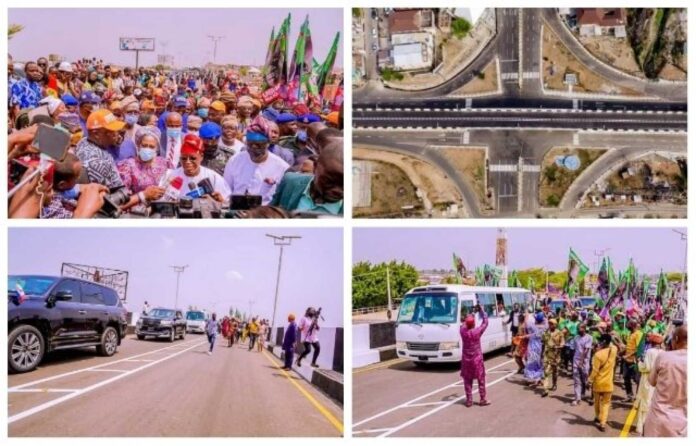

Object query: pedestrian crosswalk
[521,165,541,172]
[502,72,519,80]
[502,72,539,81]
[522,71,540,79]
[489,164,518,172]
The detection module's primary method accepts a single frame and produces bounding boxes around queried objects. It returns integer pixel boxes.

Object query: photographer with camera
[296,307,322,368]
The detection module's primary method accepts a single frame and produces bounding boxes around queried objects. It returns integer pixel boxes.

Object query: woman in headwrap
[523,311,547,386]
[635,332,663,435]
[116,126,169,212]
[460,304,490,407]
[512,313,529,374]
[236,95,254,133]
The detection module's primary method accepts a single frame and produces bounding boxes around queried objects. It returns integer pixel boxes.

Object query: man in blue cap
[296,113,321,132]
[276,112,302,154]
[78,90,101,136]
[199,121,235,176]
[61,94,79,114]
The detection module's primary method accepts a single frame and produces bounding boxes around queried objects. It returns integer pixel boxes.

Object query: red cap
[180,134,203,156]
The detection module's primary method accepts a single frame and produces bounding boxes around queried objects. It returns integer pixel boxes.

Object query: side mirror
[54,290,73,301]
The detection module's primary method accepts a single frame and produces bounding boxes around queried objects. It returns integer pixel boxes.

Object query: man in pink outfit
[460,305,490,407]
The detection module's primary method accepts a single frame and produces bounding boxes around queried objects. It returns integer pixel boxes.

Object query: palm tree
[8,24,24,40]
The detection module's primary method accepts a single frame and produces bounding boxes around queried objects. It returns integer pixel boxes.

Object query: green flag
[565,248,589,298]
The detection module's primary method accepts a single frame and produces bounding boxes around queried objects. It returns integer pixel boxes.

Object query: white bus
[395,285,535,363]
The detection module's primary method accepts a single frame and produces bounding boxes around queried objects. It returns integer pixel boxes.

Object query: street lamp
[266,234,302,345]
[169,265,189,310]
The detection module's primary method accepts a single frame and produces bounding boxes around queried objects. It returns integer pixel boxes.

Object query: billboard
[61,262,129,302]
[119,37,155,51]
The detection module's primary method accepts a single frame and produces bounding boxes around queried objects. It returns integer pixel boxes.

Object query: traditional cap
[262,107,280,122]
[210,100,226,112]
[79,90,101,104]
[647,333,664,345]
[298,114,321,124]
[199,122,222,139]
[276,112,297,124]
[173,96,188,108]
[180,133,203,156]
[121,96,140,112]
[535,311,545,323]
[39,96,64,115]
[58,61,73,73]
[246,132,269,143]
[109,100,122,112]
[86,109,126,131]
[61,94,78,106]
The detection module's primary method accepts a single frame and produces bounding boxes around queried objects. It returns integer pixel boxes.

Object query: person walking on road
[524,312,546,387]
[297,307,321,368]
[460,304,490,407]
[282,314,298,371]
[229,318,238,347]
[505,303,521,357]
[644,324,687,437]
[247,317,259,351]
[541,318,565,397]
[621,319,643,403]
[512,313,528,374]
[635,333,662,435]
[258,319,267,352]
[588,333,618,432]
[205,313,218,355]
[571,323,593,406]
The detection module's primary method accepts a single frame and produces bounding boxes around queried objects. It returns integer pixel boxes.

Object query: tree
[352,260,419,309]
[380,67,404,82]
[352,8,362,18]
[239,66,249,77]
[451,18,472,39]
[8,24,24,40]
[546,194,560,207]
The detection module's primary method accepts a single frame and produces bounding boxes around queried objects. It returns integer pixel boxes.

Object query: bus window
[460,300,475,321]
[476,293,497,317]
[495,293,507,317]
[502,293,513,313]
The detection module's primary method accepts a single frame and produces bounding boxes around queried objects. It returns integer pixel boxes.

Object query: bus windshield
[397,293,458,324]
[186,311,205,321]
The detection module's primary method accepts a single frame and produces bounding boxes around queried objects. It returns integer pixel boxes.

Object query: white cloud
[225,270,243,281]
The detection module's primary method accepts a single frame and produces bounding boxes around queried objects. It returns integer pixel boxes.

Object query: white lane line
[353,359,514,428]
[8,340,206,424]
[86,369,129,373]
[354,428,394,435]
[9,389,79,393]
[9,339,202,391]
[378,371,516,437]
[404,401,448,408]
[123,359,155,362]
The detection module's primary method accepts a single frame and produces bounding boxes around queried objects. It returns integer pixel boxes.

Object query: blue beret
[298,114,320,124]
[199,122,222,139]
[61,94,78,106]
[276,112,297,124]
[79,90,101,104]
[246,132,269,143]
[261,107,280,122]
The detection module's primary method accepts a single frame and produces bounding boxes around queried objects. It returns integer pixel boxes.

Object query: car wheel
[169,329,175,342]
[97,326,119,357]
[8,325,45,373]
[180,329,186,340]
[137,334,145,340]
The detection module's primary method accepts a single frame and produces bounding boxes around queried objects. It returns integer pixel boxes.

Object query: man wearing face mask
[267,121,295,166]
[75,109,126,190]
[116,97,141,161]
[196,97,211,121]
[77,91,101,136]
[200,122,235,176]
[171,134,230,202]
[163,112,183,167]
[223,117,289,206]
[270,140,343,216]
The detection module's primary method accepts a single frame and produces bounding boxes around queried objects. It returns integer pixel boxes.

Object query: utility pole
[386,265,392,320]
[248,299,256,319]
[169,265,189,310]
[266,234,302,344]
[207,35,225,64]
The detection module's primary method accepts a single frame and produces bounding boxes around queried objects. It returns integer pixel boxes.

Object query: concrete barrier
[353,321,397,368]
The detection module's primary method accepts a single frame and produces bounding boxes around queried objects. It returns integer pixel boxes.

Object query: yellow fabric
[248,321,259,334]
[589,345,618,393]
[594,391,612,425]
[624,330,642,363]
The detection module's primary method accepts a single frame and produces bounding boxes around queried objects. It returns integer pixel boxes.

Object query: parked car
[136,307,187,342]
[8,275,128,374]
[185,310,207,334]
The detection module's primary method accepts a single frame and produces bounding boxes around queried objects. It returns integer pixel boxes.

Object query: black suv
[136,308,187,342]
[8,275,128,373]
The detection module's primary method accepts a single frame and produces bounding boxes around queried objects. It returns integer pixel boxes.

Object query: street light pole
[266,234,302,344]
[207,35,225,64]
[169,265,189,310]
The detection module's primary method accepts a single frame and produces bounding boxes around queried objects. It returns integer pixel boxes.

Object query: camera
[178,196,222,219]
[229,193,262,211]
[99,188,130,218]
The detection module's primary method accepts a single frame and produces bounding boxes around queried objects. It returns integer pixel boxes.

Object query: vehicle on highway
[8,275,128,373]
[185,310,208,334]
[136,307,187,342]
[395,285,534,364]
[576,296,597,310]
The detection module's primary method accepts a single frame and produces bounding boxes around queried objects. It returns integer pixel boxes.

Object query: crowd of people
[461,300,687,436]
[204,314,270,355]
[8,56,344,218]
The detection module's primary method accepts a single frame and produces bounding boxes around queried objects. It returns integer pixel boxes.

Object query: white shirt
[223,150,289,205]
[171,166,231,198]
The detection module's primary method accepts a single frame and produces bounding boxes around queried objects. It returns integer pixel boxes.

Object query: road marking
[620,404,638,437]
[8,340,206,424]
[123,359,155,362]
[262,350,343,434]
[405,401,447,408]
[9,388,79,393]
[489,164,517,172]
[353,357,407,375]
[87,369,130,373]
[354,427,393,435]
[522,165,541,173]
[9,339,204,391]
[377,371,517,437]
[354,359,514,428]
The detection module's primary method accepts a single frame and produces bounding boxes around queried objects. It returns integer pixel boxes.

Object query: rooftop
[577,8,626,27]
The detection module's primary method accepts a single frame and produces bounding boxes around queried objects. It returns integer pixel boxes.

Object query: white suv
[185,310,207,334]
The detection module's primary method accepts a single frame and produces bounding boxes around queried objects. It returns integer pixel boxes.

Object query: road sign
[119,37,155,51]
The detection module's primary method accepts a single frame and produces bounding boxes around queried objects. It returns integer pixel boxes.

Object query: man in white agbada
[164,111,183,166]
[223,125,289,205]
[170,134,230,201]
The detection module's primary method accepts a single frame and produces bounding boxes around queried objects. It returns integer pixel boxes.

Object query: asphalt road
[353,350,637,437]
[8,335,343,437]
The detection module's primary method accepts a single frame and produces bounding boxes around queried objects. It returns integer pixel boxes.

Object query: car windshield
[149,308,176,319]
[8,276,57,296]
[186,311,205,320]
[397,292,458,324]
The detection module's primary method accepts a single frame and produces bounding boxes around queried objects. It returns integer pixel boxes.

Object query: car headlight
[160,320,172,326]
[396,341,407,349]
[440,341,459,350]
